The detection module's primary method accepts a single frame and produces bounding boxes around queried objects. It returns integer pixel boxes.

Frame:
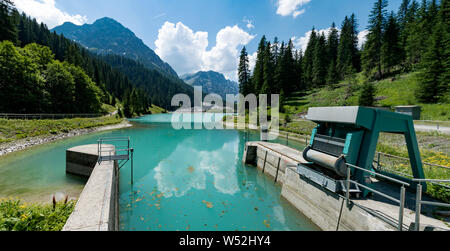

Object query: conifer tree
[382,12,401,75]
[0,0,17,43]
[294,50,305,91]
[326,23,340,85]
[312,33,328,87]
[417,0,448,103]
[252,36,267,96]
[397,0,415,66]
[272,37,280,65]
[441,0,450,103]
[262,42,274,95]
[398,0,411,30]
[274,42,285,94]
[284,39,296,93]
[303,28,317,87]
[359,82,376,107]
[337,15,360,80]
[349,14,362,72]
[363,0,388,79]
[238,46,251,95]
[405,0,428,68]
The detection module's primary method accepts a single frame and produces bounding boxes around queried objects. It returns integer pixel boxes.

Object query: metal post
[274,157,281,183]
[262,151,268,174]
[97,140,100,163]
[346,167,351,206]
[377,152,381,170]
[398,186,406,231]
[415,184,422,231]
[130,148,134,185]
[286,133,289,146]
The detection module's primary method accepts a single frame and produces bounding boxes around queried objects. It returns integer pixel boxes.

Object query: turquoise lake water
[0,114,319,231]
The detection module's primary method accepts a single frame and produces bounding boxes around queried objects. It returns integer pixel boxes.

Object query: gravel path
[415,124,450,134]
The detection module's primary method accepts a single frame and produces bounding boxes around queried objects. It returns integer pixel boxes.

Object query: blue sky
[15,0,404,80]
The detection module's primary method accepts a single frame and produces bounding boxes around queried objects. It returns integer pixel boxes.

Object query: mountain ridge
[52,17,178,78]
[181,71,239,100]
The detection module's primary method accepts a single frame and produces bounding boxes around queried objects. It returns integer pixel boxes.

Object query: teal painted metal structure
[307,107,426,196]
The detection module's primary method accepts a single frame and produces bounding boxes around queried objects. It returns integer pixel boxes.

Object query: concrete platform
[63,144,119,231]
[66,144,102,177]
[244,141,450,231]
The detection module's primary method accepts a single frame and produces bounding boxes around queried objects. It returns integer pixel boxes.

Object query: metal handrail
[413,179,450,231]
[276,129,449,170]
[345,164,407,231]
[347,163,410,187]
[376,152,450,170]
[97,137,134,185]
[0,113,102,120]
[374,152,450,189]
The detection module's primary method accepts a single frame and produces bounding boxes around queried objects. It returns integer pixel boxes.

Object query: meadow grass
[148,104,167,114]
[283,72,449,121]
[0,116,123,144]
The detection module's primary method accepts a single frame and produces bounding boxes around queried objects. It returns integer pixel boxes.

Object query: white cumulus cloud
[155,21,255,81]
[291,27,336,52]
[248,51,258,72]
[291,28,368,53]
[358,30,369,49]
[14,0,87,29]
[276,0,311,18]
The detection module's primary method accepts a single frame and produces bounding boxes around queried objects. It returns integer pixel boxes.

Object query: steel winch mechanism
[298,106,426,197]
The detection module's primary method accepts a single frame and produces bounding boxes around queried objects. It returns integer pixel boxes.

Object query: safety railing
[413,179,450,231]
[97,137,134,184]
[345,163,409,231]
[374,152,450,189]
[414,120,450,131]
[0,113,103,120]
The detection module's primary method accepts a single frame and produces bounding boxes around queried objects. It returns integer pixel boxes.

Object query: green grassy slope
[0,116,123,144]
[148,104,167,114]
[283,72,449,121]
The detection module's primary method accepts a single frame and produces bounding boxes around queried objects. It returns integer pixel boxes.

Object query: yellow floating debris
[202,200,214,208]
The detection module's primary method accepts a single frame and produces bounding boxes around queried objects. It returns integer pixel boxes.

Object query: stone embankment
[0,121,132,157]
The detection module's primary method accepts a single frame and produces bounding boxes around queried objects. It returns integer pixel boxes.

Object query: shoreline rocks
[0,121,132,157]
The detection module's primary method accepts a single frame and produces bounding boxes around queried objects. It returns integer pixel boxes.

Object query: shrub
[0,199,75,231]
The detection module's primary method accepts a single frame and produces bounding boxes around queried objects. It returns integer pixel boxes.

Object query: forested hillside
[0,41,101,113]
[100,54,195,110]
[238,0,449,110]
[0,0,194,116]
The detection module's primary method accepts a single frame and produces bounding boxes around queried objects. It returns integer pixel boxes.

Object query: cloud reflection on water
[154,137,240,198]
